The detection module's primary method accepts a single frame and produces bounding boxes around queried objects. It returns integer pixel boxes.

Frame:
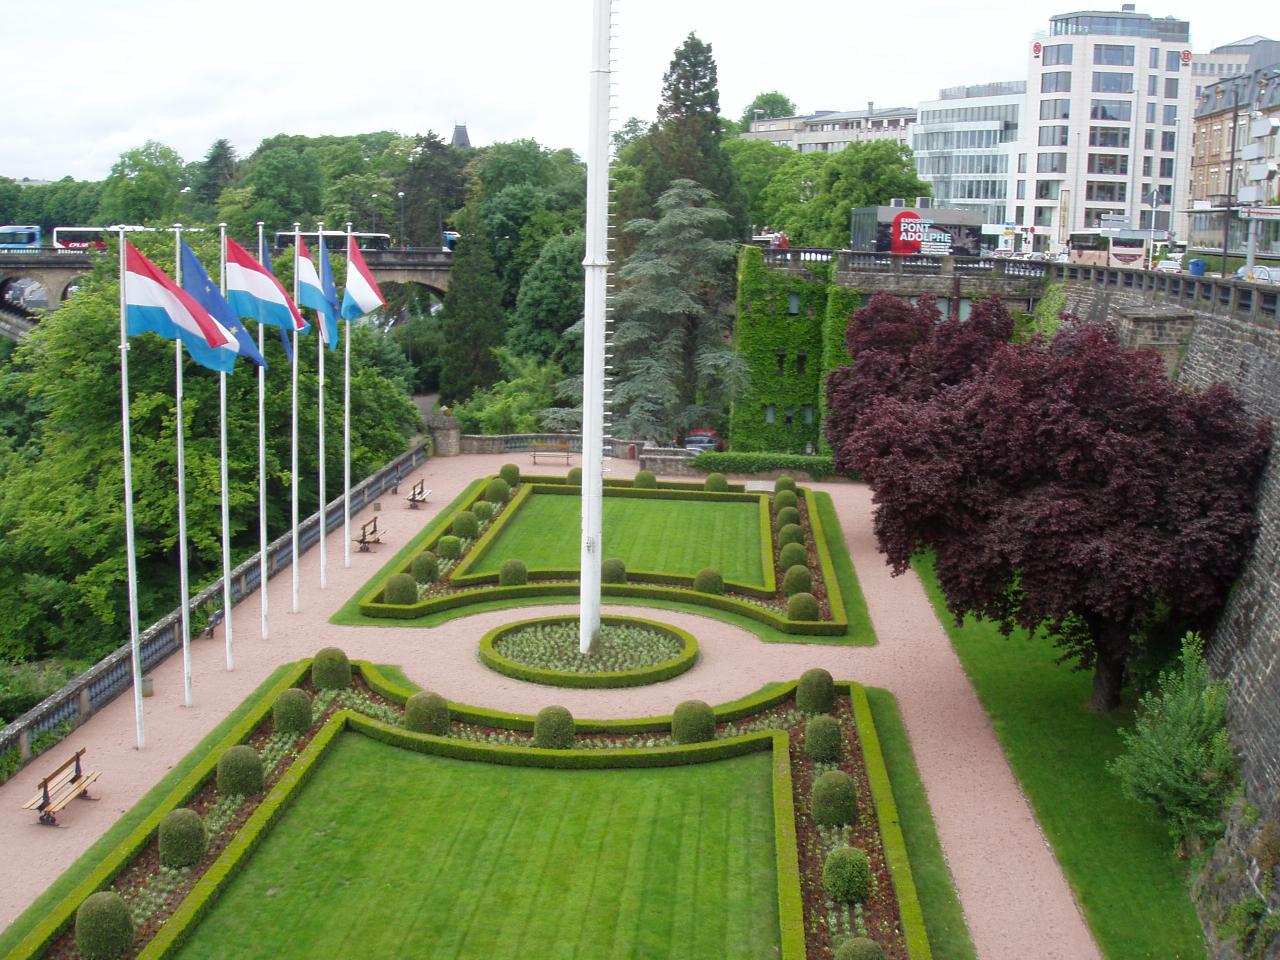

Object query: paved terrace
[0,453,1100,960]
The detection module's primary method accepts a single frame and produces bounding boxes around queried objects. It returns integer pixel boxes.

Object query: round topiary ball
[704,472,729,492]
[499,558,528,586]
[312,646,352,690]
[410,550,439,584]
[778,523,804,547]
[75,891,134,960]
[774,475,797,494]
[383,572,418,606]
[499,463,520,487]
[534,705,575,749]
[272,688,312,735]
[834,936,884,960]
[797,667,835,713]
[158,807,206,868]
[824,846,872,903]
[216,745,264,797]
[774,488,799,511]
[776,505,802,530]
[601,557,627,584]
[633,470,657,488]
[404,691,450,735]
[567,466,583,484]
[437,535,462,560]
[787,592,820,621]
[804,713,842,762]
[783,564,813,597]
[452,510,479,539]
[672,700,716,744]
[692,568,724,595]
[472,500,495,522]
[484,477,511,504]
[812,769,858,826]
[779,541,809,570]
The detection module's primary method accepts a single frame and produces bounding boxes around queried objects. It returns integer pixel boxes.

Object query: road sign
[1238,206,1280,220]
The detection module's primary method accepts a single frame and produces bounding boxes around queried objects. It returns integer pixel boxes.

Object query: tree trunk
[1089,646,1126,712]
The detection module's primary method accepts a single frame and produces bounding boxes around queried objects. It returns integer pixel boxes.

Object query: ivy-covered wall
[819,283,861,453]
[730,247,829,453]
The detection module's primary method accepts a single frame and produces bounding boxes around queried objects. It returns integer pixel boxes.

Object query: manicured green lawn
[914,554,1205,960]
[176,735,780,960]
[469,493,766,586]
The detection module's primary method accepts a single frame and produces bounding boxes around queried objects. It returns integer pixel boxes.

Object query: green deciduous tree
[506,230,585,374]
[810,141,930,247]
[758,152,827,243]
[739,91,796,129]
[96,141,186,226]
[725,138,793,231]
[452,348,562,434]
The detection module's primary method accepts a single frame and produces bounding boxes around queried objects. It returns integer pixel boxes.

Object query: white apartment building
[741,105,916,153]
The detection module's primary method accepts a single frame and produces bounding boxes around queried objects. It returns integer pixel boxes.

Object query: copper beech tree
[832,314,1269,711]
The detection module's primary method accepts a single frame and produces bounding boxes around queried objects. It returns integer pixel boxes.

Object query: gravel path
[0,453,1100,959]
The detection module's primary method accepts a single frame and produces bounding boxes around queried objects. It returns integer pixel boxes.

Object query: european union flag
[180,243,267,371]
[318,233,340,351]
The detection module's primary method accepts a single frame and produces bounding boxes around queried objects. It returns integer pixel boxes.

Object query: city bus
[52,227,109,250]
[273,230,392,252]
[1067,232,1149,268]
[0,225,42,250]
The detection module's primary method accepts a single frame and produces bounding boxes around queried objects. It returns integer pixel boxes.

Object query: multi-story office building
[913,82,1025,233]
[741,105,916,153]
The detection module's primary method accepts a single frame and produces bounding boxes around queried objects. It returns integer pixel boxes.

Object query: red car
[683,429,724,453]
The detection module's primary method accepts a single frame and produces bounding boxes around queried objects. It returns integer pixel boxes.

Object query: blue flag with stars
[180,243,267,371]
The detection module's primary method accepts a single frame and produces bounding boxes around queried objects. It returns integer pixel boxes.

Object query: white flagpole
[291,222,301,614]
[343,221,353,569]
[218,223,234,671]
[316,222,327,589]
[116,227,146,749]
[256,221,268,640]
[172,225,193,706]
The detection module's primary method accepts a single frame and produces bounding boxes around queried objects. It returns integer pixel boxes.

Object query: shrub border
[477,614,699,688]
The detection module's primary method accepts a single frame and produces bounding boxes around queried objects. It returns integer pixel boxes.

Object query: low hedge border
[478,615,699,688]
[531,473,748,493]
[448,482,536,580]
[691,451,845,481]
[804,487,847,627]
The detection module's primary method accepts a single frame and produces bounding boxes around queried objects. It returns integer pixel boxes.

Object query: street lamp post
[397,191,405,248]
[1222,84,1241,276]
[1143,188,1162,269]
[370,192,378,233]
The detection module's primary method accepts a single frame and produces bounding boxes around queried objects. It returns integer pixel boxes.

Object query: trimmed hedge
[774,489,798,511]
[311,647,351,690]
[451,510,479,539]
[778,523,804,547]
[672,700,716,744]
[787,592,820,621]
[824,845,872,902]
[775,505,801,530]
[797,668,835,713]
[498,558,528,586]
[75,891,133,960]
[272,688,312,735]
[534,706,576,749]
[812,769,858,826]
[499,463,520,486]
[804,714,842,762]
[782,565,812,597]
[484,477,511,503]
[436,535,462,560]
[704,472,729,492]
[403,691,450,735]
[692,450,838,480]
[567,466,582,484]
[383,573,417,606]
[472,500,495,522]
[692,568,724,595]
[216,746,264,797]
[775,476,797,493]
[835,937,884,960]
[633,470,657,488]
[779,541,809,570]
[601,557,627,583]
[158,809,206,868]
[410,551,439,584]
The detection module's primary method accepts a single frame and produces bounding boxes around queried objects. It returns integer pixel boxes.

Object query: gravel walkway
[0,453,1100,959]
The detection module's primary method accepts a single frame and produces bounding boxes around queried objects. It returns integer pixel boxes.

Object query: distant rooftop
[1049,7,1189,42]
[450,124,471,149]
[1212,36,1275,53]
[938,81,1026,100]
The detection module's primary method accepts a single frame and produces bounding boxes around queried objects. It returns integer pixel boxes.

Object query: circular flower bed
[479,615,698,688]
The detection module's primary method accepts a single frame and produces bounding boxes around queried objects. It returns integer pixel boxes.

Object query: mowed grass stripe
[175,736,779,960]
[471,493,766,587]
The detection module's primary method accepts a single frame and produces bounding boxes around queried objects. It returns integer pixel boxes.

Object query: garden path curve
[0,453,1100,960]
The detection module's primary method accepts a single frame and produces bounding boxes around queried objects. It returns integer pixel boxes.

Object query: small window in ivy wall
[797,352,808,375]
[784,408,795,426]
[775,351,786,374]
[765,404,776,424]
[787,293,801,315]
[803,405,814,424]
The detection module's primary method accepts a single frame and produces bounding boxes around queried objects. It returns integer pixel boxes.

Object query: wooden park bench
[353,517,384,553]
[531,443,573,465]
[23,748,99,826]
[405,479,431,509]
[203,607,225,639]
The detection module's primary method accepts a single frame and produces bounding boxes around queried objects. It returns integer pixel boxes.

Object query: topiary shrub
[534,705,575,749]
[499,558,528,586]
[499,463,520,486]
[774,488,798,511]
[567,466,583,484]
[472,500,495,522]
[404,691,450,735]
[672,700,716,744]
[704,472,728,492]
[778,523,804,547]
[783,564,813,597]
[812,769,858,826]
[410,550,439,584]
[834,936,884,960]
[775,505,801,530]
[272,688,312,735]
[824,845,872,902]
[797,667,835,713]
[383,572,417,606]
[633,470,657,488]
[75,891,134,960]
[804,714,842,762]
[780,541,809,570]
[312,647,351,689]
[774,475,797,494]
[692,568,724,595]
[787,592,820,621]
[158,808,206,868]
[484,477,511,504]
[451,510,479,539]
[601,557,627,583]
[216,745,264,797]
[437,535,462,560]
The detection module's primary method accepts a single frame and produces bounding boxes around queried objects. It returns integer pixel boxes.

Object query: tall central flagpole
[172,225,194,706]
[291,223,301,613]
[343,221,353,568]
[116,228,146,749]
[218,223,234,671]
[578,0,612,653]
[316,222,327,589]
[256,222,269,639]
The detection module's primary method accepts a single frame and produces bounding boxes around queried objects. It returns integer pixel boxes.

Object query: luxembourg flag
[225,238,308,334]
[341,236,386,321]
[123,241,237,374]
[296,237,338,350]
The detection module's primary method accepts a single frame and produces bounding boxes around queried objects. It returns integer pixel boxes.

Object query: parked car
[683,429,724,453]
[1154,260,1182,273]
[1233,265,1279,285]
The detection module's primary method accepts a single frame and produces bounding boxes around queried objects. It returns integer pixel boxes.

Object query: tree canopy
[739,91,796,129]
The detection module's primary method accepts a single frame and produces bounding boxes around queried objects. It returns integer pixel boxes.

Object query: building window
[1036,152,1068,174]
[796,352,808,376]
[1164,77,1179,99]
[1089,126,1130,148]
[784,408,794,427]
[1034,206,1055,226]
[1042,71,1072,93]
[1039,125,1070,146]
[1161,130,1176,152]
[1090,99,1132,121]
[1092,72,1134,93]
[1018,153,1028,173]
[1149,47,1161,69]
[1144,128,1155,150]
[803,405,814,425]
[1087,153,1129,175]
[1146,101,1157,123]
[765,405,775,425]
[1166,50,1182,72]
[1043,43,1073,65]
[1086,181,1127,202]
[1093,43,1135,66]
[1016,179,1026,199]
[1147,74,1158,96]
[1035,180,1061,199]
[1163,104,1178,125]
[1039,99,1070,121]
[1159,157,1174,178]
[775,351,786,374]
[1142,155,1152,177]
[787,293,800,315]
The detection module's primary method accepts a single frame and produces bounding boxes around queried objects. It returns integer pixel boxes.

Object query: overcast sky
[3,0,1274,182]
